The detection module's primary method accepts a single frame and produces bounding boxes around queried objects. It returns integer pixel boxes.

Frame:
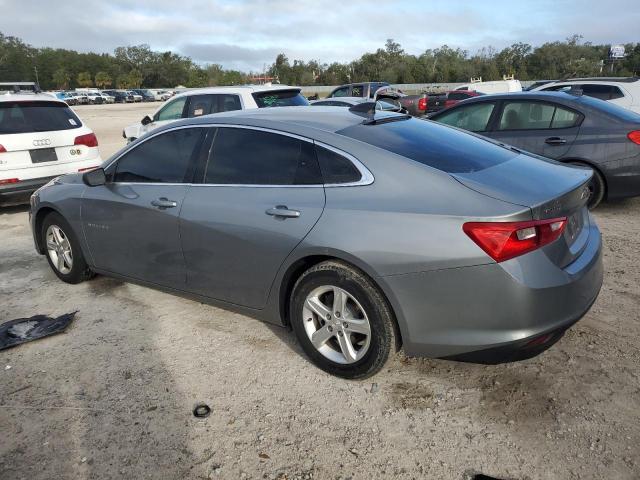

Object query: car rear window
[337,117,517,173]
[0,101,82,134]
[252,90,309,108]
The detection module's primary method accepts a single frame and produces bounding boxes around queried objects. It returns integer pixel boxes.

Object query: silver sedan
[29,106,603,378]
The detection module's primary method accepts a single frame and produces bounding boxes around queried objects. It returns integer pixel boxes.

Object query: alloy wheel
[45,225,73,274]
[302,285,371,364]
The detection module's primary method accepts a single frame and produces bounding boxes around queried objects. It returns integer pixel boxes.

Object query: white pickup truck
[123,85,309,142]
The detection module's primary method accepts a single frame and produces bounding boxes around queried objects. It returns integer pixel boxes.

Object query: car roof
[172,84,301,100]
[550,77,639,84]
[0,92,66,103]
[433,91,589,104]
[152,105,402,136]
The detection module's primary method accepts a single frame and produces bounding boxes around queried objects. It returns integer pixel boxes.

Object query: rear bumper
[602,154,640,199]
[0,176,58,204]
[382,220,603,361]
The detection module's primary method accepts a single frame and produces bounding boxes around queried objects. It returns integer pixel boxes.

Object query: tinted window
[206,128,321,185]
[312,101,350,107]
[0,101,82,134]
[331,87,350,98]
[114,128,205,183]
[155,97,187,121]
[251,90,309,108]
[448,92,469,101]
[573,94,640,122]
[351,85,364,97]
[316,146,361,184]
[435,103,495,132]
[581,84,624,100]
[498,102,579,130]
[338,117,517,174]
[187,94,242,117]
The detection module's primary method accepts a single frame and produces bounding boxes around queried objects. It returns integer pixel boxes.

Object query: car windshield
[252,90,309,108]
[0,101,82,134]
[337,117,517,173]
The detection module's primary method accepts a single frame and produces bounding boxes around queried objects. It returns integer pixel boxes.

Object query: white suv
[0,91,102,204]
[533,77,640,113]
[123,85,308,142]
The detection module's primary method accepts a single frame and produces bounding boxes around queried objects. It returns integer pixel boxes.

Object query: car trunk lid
[452,154,593,267]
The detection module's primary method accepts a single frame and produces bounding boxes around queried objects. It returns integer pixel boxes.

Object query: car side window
[315,145,362,184]
[205,128,322,185]
[187,94,242,118]
[498,102,579,130]
[448,92,468,101]
[331,87,350,98]
[580,84,624,100]
[435,103,496,132]
[113,128,205,183]
[351,85,364,97]
[154,97,187,121]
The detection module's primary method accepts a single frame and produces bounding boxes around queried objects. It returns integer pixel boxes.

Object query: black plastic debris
[0,312,77,351]
[193,403,211,418]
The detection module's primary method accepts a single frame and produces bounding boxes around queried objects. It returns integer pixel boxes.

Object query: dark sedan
[430,91,640,208]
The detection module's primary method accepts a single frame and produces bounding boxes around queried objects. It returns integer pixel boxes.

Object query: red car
[443,90,484,109]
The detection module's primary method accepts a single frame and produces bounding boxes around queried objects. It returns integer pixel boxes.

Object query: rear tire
[42,212,94,284]
[290,261,396,379]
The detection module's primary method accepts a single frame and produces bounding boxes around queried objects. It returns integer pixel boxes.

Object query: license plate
[30,148,58,164]
[565,211,584,243]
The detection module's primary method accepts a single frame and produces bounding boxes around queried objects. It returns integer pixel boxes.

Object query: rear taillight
[0,144,6,153]
[628,130,640,145]
[418,97,427,111]
[0,178,19,185]
[463,217,567,262]
[74,133,98,148]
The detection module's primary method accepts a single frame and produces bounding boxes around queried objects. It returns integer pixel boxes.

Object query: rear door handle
[545,137,567,145]
[151,197,177,209]
[265,205,300,218]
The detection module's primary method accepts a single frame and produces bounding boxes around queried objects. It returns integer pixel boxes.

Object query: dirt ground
[1,103,639,480]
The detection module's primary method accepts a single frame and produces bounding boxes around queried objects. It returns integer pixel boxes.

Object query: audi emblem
[33,139,51,147]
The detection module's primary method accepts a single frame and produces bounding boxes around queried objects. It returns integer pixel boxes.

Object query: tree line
[1,32,638,91]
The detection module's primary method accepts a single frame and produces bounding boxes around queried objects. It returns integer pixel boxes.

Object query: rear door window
[351,85,365,97]
[187,94,242,117]
[447,92,469,101]
[435,103,496,132]
[251,90,309,108]
[0,101,82,134]
[580,84,625,100]
[206,128,321,185]
[114,128,206,183]
[498,102,580,130]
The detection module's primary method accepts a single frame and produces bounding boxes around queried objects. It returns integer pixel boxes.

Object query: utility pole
[34,66,39,86]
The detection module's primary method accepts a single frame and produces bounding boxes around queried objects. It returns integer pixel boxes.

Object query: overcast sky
[1,0,638,71]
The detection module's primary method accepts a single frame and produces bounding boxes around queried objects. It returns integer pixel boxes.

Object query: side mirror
[141,115,153,126]
[82,168,106,187]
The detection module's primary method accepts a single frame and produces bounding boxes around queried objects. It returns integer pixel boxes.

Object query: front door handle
[545,137,567,145]
[265,205,300,218]
[151,197,177,209]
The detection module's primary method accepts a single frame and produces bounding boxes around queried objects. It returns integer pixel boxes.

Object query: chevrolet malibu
[29,107,603,378]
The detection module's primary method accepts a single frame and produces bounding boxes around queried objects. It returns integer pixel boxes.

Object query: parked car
[131,89,155,102]
[71,91,89,105]
[127,91,143,102]
[0,92,101,205]
[85,91,104,104]
[123,85,309,142]
[103,90,133,103]
[30,107,602,378]
[51,92,77,106]
[149,89,170,101]
[525,80,556,91]
[310,97,403,112]
[456,78,523,94]
[99,92,115,104]
[429,91,640,208]
[326,82,428,116]
[442,90,484,109]
[532,77,640,114]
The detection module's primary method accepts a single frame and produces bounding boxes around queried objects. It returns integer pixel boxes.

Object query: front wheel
[290,261,396,379]
[42,212,93,284]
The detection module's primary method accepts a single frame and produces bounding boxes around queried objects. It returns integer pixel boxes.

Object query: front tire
[42,212,93,284]
[290,261,396,379]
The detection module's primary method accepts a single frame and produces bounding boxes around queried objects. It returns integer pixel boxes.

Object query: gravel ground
[1,104,639,480]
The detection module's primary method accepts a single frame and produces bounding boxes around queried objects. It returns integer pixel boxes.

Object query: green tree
[94,71,112,89]
[116,74,129,89]
[77,71,93,87]
[52,68,70,89]
[127,68,143,88]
